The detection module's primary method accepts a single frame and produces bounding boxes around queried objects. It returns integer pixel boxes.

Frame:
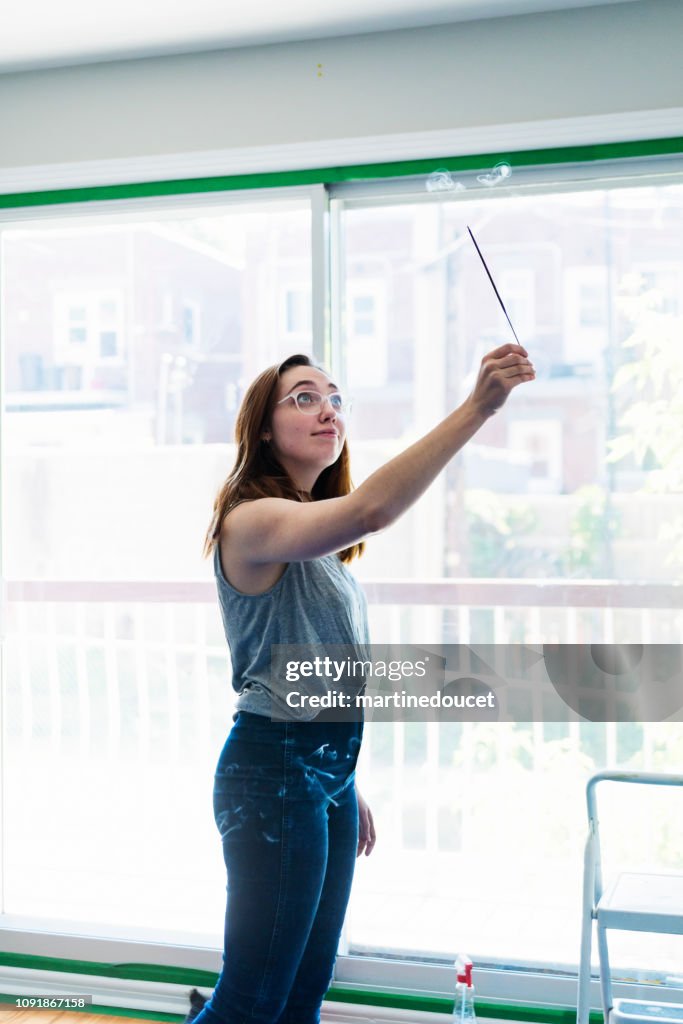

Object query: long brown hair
[202,353,365,563]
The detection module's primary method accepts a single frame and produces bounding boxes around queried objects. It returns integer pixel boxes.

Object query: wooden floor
[1,1014,160,1024]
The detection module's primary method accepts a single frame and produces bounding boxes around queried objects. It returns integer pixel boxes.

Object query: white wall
[0,0,681,173]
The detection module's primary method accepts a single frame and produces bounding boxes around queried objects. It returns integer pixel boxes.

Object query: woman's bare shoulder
[219,500,288,595]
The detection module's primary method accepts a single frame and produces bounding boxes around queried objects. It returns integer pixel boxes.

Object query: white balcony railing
[4,577,682,759]
[2,577,683,973]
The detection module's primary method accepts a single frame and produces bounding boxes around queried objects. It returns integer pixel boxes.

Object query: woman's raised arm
[224,342,534,565]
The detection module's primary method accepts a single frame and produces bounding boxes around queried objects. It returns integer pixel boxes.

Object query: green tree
[564,484,621,578]
[465,490,560,577]
[608,272,683,569]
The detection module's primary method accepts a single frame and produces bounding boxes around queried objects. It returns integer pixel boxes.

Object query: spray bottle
[453,953,476,1024]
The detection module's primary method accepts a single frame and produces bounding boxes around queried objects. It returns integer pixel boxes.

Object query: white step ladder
[576,770,683,1024]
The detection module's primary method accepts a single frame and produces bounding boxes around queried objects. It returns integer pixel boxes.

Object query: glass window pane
[1,198,311,938]
[341,182,683,976]
[99,330,118,357]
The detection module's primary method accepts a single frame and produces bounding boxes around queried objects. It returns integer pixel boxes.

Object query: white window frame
[2,156,683,1016]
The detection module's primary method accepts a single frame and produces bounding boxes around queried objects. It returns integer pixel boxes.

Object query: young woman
[190,343,535,1024]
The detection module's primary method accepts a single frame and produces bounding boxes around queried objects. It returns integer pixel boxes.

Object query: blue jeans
[193,709,364,1024]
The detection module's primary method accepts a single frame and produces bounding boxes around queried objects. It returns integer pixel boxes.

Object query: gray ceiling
[0,0,639,73]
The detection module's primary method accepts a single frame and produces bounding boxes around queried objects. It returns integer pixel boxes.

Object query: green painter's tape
[0,951,603,1023]
[0,136,682,210]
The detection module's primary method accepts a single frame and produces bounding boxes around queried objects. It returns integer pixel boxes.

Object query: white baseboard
[0,965,511,1024]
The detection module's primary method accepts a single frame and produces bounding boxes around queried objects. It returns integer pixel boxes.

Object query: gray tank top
[213,509,370,720]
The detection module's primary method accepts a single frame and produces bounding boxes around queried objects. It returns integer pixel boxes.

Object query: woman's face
[265,365,347,491]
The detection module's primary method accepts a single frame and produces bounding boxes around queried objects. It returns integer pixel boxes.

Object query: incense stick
[467,225,521,346]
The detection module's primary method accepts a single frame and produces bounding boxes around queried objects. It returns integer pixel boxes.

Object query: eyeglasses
[276,390,352,415]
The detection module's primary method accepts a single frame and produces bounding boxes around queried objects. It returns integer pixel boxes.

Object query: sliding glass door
[1,196,312,940]
[335,180,683,980]
[2,162,683,1003]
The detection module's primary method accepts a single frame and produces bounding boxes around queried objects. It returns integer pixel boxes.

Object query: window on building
[283,286,312,335]
[55,290,124,370]
[345,279,387,388]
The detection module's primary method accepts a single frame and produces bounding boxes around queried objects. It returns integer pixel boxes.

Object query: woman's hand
[355,783,376,858]
[467,342,535,419]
